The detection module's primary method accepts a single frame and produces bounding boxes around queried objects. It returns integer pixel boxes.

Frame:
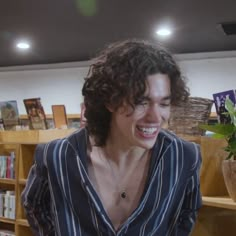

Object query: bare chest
[88,154,150,230]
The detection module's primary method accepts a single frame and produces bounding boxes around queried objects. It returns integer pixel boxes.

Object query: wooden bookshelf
[0,129,77,143]
[0,217,15,224]
[202,196,236,210]
[19,114,81,130]
[192,197,236,236]
[0,143,19,235]
[0,178,16,185]
[0,129,76,236]
[19,114,80,120]
[16,219,29,226]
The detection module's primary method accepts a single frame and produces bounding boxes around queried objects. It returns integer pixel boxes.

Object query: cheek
[160,108,170,129]
[116,112,134,128]
[161,108,171,120]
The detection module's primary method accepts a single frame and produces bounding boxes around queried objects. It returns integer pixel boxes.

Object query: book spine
[10,152,15,179]
[0,192,4,217]
[6,156,11,179]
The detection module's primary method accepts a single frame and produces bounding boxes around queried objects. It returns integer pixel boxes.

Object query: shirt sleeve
[21,143,55,236]
[176,146,202,235]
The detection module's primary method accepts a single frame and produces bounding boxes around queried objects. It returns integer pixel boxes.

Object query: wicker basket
[168,97,213,136]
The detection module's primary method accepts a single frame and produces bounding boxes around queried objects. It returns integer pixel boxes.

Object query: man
[22,39,202,236]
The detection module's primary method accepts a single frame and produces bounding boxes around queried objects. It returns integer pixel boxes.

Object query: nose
[146,103,162,122]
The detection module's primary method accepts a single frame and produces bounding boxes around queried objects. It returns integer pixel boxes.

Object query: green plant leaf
[211,133,225,139]
[199,97,236,160]
[225,98,236,126]
[228,139,236,153]
[199,123,235,136]
[225,98,235,113]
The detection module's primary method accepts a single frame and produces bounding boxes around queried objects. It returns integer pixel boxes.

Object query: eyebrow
[144,95,172,101]
[162,95,172,101]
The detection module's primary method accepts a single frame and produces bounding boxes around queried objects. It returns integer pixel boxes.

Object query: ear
[105,103,115,112]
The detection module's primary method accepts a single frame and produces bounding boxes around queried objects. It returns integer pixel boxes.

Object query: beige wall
[0,51,236,114]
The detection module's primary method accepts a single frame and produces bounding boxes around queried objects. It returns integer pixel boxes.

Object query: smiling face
[108,73,171,150]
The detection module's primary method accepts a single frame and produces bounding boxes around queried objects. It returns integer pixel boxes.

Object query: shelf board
[202,196,236,210]
[20,114,80,120]
[0,217,15,224]
[18,179,27,185]
[0,178,16,185]
[16,219,29,227]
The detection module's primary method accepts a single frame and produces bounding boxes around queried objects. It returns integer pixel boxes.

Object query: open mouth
[136,126,159,138]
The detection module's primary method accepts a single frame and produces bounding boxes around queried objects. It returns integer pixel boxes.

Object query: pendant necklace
[106,157,127,199]
[99,148,127,199]
[98,148,149,200]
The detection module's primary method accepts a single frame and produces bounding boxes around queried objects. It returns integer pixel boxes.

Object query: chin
[134,131,159,148]
[136,139,157,150]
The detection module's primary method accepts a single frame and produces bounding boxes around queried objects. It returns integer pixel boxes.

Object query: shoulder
[45,128,86,150]
[158,129,201,170]
[66,127,88,147]
[35,128,87,166]
[159,129,199,148]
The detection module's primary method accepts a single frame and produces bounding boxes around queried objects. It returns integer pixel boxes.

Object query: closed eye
[135,97,150,106]
[139,101,149,106]
[160,103,171,107]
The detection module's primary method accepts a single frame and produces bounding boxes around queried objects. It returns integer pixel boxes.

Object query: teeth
[137,127,157,134]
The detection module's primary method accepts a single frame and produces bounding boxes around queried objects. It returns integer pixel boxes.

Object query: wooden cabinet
[0,129,76,236]
[192,197,236,236]
[16,143,37,235]
[0,143,19,235]
[178,136,236,236]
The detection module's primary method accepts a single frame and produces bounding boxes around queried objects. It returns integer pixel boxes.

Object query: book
[0,100,19,130]
[0,191,4,217]
[213,89,236,124]
[52,105,68,129]
[0,156,7,178]
[23,98,47,130]
[10,152,15,179]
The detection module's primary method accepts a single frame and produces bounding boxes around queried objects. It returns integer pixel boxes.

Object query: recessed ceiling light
[156,28,172,36]
[16,41,30,50]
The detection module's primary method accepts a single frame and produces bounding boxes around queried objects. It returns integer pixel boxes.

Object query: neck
[89,134,150,167]
[101,144,149,168]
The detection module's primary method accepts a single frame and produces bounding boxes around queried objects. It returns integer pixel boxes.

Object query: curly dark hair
[82,39,189,146]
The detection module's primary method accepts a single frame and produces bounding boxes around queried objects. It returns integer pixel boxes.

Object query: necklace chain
[98,147,149,200]
[99,148,127,199]
[105,153,127,199]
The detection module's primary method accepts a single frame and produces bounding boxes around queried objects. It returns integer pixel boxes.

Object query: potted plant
[200,97,236,201]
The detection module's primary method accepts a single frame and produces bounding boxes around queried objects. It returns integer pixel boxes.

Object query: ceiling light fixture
[156,28,172,36]
[16,41,30,50]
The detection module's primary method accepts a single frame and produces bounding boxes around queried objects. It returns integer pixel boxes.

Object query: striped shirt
[22,128,202,236]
